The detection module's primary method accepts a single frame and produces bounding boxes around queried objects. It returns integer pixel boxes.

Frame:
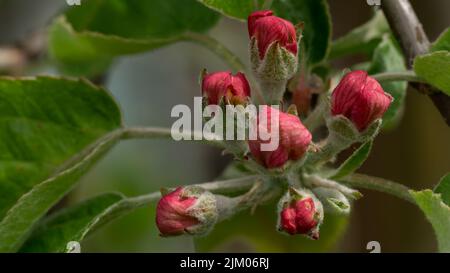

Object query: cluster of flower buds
[156,10,393,241]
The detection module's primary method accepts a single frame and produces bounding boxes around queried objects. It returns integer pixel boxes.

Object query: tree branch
[382,0,450,126]
[0,47,26,74]
[0,31,45,75]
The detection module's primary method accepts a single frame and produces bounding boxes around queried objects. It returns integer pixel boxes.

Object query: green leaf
[20,191,160,253]
[20,193,124,253]
[411,190,450,253]
[414,51,450,96]
[197,0,263,20]
[195,201,348,252]
[272,0,331,64]
[435,173,450,206]
[431,27,450,52]
[50,0,220,76]
[368,35,407,129]
[331,141,373,180]
[0,130,122,253]
[0,77,122,252]
[330,11,389,59]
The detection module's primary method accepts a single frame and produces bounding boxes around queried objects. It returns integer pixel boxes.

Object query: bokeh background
[0,0,449,252]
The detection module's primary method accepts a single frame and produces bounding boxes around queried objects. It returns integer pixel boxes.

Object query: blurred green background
[0,0,449,252]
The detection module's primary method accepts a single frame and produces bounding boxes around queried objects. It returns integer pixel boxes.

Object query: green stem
[306,175,362,199]
[372,71,425,83]
[61,127,225,177]
[121,127,224,148]
[87,176,263,237]
[259,79,287,105]
[339,173,415,204]
[306,127,354,168]
[121,129,414,204]
[124,175,262,208]
[303,93,327,132]
[216,180,264,220]
[183,32,265,104]
[183,32,246,72]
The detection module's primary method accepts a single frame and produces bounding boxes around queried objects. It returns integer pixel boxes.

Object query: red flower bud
[156,186,217,236]
[248,10,298,59]
[156,187,199,236]
[202,71,251,105]
[281,198,318,236]
[248,10,274,37]
[331,70,393,131]
[278,188,323,239]
[248,106,312,169]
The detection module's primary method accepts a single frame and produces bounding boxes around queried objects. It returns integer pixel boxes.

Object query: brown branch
[0,47,27,74]
[382,0,450,126]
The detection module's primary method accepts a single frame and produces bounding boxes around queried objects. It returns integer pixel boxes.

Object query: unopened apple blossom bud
[248,10,299,103]
[248,106,312,169]
[277,187,324,239]
[248,10,298,60]
[156,186,218,237]
[201,70,251,105]
[312,187,351,215]
[331,70,392,131]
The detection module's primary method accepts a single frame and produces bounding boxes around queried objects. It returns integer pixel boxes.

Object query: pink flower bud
[156,186,218,236]
[248,106,312,169]
[156,187,198,236]
[278,188,323,239]
[202,71,251,105]
[248,10,298,59]
[280,198,318,236]
[331,70,393,131]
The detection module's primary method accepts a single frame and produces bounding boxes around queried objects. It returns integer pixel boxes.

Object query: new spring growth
[156,186,218,236]
[331,70,392,132]
[200,70,253,156]
[155,183,269,238]
[248,10,300,104]
[277,187,324,239]
[201,70,251,106]
[307,70,391,167]
[248,106,312,169]
[161,11,395,242]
